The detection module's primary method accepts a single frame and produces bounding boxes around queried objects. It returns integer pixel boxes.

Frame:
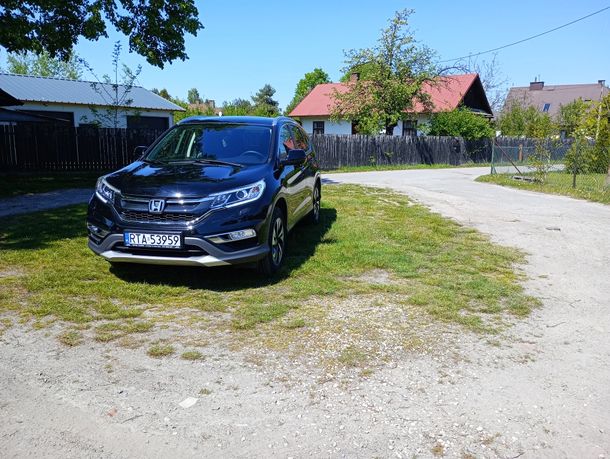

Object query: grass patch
[58,330,83,346]
[477,171,610,204]
[0,184,536,352]
[147,343,175,358]
[0,172,102,198]
[337,346,368,367]
[325,162,489,174]
[181,350,204,361]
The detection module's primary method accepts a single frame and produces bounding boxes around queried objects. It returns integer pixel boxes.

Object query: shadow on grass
[0,204,88,251]
[108,207,338,291]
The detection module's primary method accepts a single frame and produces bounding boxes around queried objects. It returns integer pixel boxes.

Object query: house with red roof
[288,73,492,136]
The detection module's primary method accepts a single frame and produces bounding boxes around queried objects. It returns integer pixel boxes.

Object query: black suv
[87,116,321,275]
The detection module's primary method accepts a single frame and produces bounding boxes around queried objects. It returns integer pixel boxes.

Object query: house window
[542,103,551,113]
[403,119,417,136]
[312,121,324,135]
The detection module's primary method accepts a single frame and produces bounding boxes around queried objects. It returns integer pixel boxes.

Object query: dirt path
[1,168,609,458]
[0,188,92,218]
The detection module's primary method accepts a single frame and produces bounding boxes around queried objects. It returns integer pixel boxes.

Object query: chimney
[207,99,216,109]
[350,72,360,82]
[529,81,544,90]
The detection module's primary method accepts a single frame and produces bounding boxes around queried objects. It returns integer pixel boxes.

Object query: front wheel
[257,206,286,276]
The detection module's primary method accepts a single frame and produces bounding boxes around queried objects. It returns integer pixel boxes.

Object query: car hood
[105,161,269,198]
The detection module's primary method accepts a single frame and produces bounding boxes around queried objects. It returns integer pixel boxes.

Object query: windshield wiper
[142,158,169,165]
[191,158,243,168]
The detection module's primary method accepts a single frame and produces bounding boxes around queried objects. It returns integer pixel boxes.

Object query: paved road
[0,188,93,218]
[328,167,610,457]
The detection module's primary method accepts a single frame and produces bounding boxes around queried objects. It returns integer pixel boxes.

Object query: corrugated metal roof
[0,73,184,111]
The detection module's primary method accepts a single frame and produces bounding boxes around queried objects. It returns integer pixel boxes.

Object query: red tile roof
[289,73,480,117]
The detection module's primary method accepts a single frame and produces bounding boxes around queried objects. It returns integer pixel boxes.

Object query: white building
[0,73,183,129]
[289,73,492,136]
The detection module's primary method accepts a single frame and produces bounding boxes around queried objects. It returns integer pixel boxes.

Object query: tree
[251,84,279,117]
[427,108,494,140]
[496,101,557,138]
[5,51,82,79]
[187,88,203,105]
[80,42,142,128]
[0,0,202,68]
[151,88,172,101]
[173,99,215,123]
[331,9,440,135]
[221,98,254,116]
[459,53,507,114]
[221,98,253,116]
[286,68,330,114]
[557,99,590,138]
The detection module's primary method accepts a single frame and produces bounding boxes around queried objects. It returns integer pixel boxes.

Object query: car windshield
[145,123,272,166]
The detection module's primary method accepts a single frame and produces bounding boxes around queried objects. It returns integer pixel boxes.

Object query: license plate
[123,232,182,249]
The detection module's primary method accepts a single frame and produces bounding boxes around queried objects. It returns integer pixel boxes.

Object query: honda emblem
[148,199,165,214]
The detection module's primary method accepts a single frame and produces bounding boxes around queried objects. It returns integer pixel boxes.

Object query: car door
[277,123,301,228]
[290,124,316,219]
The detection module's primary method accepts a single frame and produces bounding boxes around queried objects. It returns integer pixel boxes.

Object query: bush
[427,108,494,140]
[565,142,610,174]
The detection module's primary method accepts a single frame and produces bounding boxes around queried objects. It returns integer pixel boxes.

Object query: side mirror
[281,149,307,166]
[134,145,148,159]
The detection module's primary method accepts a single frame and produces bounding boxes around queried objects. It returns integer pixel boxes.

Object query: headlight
[95,177,119,203]
[209,179,266,209]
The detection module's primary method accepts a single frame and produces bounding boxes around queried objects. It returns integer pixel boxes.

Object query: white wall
[6,102,174,128]
[301,116,430,136]
[301,117,352,135]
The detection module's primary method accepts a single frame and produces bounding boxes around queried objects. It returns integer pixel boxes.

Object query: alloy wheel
[271,216,285,266]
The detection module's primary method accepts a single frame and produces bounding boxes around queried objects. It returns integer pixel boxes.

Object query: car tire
[257,206,286,276]
[305,182,321,225]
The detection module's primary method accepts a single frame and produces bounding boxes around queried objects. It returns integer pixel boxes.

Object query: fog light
[228,229,256,241]
[207,228,257,244]
[87,223,109,238]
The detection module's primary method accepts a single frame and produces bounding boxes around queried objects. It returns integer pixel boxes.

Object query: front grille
[119,210,197,223]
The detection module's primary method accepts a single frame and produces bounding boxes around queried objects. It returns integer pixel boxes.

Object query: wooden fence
[0,123,568,172]
[0,123,163,171]
[311,134,490,169]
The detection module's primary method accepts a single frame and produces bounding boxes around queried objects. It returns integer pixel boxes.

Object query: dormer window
[542,103,551,113]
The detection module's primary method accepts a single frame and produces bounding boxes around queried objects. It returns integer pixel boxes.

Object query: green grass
[58,330,83,346]
[147,343,175,357]
[477,171,610,204]
[181,350,204,361]
[0,184,537,352]
[0,172,102,198]
[325,162,489,174]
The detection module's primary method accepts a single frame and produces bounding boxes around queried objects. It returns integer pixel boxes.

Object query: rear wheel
[306,182,321,225]
[257,206,286,276]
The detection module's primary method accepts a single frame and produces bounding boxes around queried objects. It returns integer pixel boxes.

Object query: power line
[438,6,610,63]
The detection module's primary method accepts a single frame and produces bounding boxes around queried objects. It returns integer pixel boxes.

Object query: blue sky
[55,1,610,109]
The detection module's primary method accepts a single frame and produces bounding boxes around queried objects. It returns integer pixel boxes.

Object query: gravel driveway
[1,167,609,458]
[0,188,93,218]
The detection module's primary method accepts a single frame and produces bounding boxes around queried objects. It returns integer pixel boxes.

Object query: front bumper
[88,234,269,267]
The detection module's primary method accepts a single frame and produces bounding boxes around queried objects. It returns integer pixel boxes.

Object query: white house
[289,73,493,136]
[0,73,183,129]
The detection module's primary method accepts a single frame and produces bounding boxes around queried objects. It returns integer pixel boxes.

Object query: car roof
[177,115,294,127]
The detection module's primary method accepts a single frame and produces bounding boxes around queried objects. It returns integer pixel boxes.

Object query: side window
[292,125,310,151]
[278,124,295,160]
